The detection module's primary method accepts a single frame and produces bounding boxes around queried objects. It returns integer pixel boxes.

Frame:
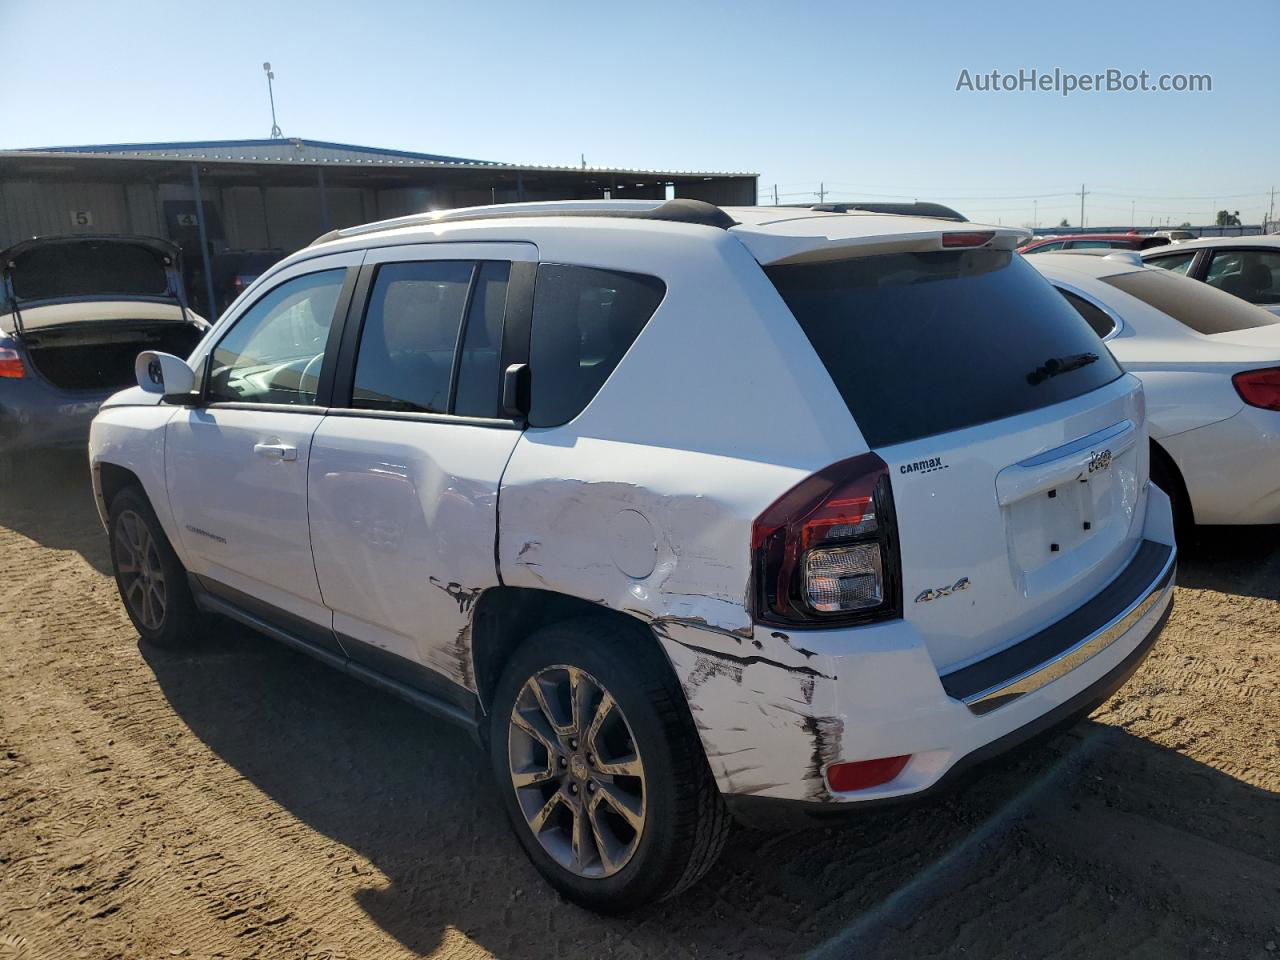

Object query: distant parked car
[1020,232,1170,254]
[0,235,208,481]
[1142,235,1280,317]
[1030,252,1280,537]
[1153,229,1197,243]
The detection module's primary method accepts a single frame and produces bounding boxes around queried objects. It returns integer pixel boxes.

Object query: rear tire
[489,617,731,913]
[107,486,202,647]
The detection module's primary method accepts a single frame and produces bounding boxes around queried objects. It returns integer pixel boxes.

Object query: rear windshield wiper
[1026,352,1098,385]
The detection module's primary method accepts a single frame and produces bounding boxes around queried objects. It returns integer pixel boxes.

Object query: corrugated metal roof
[3,138,755,177]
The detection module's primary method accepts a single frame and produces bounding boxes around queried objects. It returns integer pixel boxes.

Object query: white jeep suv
[89,199,1176,912]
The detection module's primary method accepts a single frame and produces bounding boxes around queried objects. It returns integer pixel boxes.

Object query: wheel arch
[96,461,143,514]
[469,587,675,717]
[1150,437,1194,526]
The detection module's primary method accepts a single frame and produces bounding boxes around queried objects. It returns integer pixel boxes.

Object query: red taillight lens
[1232,367,1280,411]
[751,452,901,626]
[941,231,995,248]
[0,347,25,379]
[826,755,911,792]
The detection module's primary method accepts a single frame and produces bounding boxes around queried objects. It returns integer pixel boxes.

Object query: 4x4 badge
[915,577,971,603]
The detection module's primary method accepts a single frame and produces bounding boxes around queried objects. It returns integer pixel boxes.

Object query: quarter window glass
[1145,252,1195,275]
[1059,288,1117,337]
[453,262,511,418]
[528,264,666,427]
[352,261,473,413]
[207,268,345,405]
[1206,250,1280,305]
[1101,269,1279,335]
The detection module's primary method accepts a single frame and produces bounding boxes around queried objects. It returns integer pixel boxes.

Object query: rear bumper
[0,382,108,454]
[657,489,1176,817]
[726,596,1171,828]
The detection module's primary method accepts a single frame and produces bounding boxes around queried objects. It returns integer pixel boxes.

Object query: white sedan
[1141,235,1280,317]
[1030,252,1280,535]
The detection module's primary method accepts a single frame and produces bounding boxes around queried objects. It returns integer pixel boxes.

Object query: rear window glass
[528,264,666,427]
[1100,269,1279,335]
[10,241,170,300]
[765,250,1123,449]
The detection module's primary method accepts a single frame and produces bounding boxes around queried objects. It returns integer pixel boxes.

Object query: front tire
[107,486,201,647]
[490,617,730,912]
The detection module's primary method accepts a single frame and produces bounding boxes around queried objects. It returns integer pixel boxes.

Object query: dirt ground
[1,451,1277,960]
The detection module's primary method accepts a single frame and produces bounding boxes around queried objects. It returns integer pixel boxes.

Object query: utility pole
[1269,186,1276,227]
[1079,183,1088,230]
[1033,199,1037,229]
[773,184,778,206]
[263,62,282,139]
[817,182,826,203]
[1130,200,1135,226]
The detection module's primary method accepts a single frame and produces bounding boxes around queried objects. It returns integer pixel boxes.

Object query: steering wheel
[300,353,325,394]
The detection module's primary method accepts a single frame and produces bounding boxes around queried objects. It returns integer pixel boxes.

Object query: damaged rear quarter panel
[494,227,871,801]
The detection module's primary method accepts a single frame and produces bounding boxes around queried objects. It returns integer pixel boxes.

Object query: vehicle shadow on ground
[144,627,1280,960]
[1176,524,1280,601]
[0,450,112,575]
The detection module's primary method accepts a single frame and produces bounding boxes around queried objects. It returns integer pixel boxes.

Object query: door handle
[253,441,298,462]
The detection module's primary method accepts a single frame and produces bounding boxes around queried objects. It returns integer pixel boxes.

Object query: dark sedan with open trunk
[0,235,208,480]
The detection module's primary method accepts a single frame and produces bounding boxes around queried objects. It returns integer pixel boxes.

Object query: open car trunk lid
[2,236,206,391]
[2,235,187,333]
[764,240,1149,673]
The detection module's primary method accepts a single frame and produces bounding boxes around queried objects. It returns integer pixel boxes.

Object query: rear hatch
[760,229,1146,672]
[1,235,205,391]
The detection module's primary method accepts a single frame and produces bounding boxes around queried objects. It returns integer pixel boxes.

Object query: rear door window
[453,262,511,418]
[351,261,474,413]
[1205,249,1280,306]
[1101,269,1279,335]
[528,264,666,427]
[765,250,1123,448]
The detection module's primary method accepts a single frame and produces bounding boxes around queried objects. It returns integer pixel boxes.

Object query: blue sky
[5,0,1276,228]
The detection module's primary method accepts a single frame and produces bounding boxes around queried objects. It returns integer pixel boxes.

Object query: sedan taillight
[1232,367,1280,411]
[751,452,902,627]
[0,347,25,379]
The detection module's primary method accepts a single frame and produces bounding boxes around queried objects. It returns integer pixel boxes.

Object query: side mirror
[136,350,197,403]
[502,363,530,419]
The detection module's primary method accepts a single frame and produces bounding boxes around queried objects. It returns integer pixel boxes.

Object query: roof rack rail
[312,198,737,246]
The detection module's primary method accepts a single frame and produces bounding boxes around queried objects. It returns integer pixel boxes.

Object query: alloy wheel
[508,665,646,879]
[114,509,167,631]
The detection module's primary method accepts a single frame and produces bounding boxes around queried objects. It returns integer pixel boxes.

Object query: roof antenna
[263,62,283,139]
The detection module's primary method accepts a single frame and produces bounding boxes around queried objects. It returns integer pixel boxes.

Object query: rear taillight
[1232,367,1280,411]
[751,452,902,627]
[0,347,25,379]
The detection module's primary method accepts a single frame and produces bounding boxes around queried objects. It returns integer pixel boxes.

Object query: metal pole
[190,163,217,320]
[317,167,330,231]
[773,183,778,206]
[1079,184,1085,229]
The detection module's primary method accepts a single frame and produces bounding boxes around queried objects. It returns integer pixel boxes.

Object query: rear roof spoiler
[733,223,1031,267]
